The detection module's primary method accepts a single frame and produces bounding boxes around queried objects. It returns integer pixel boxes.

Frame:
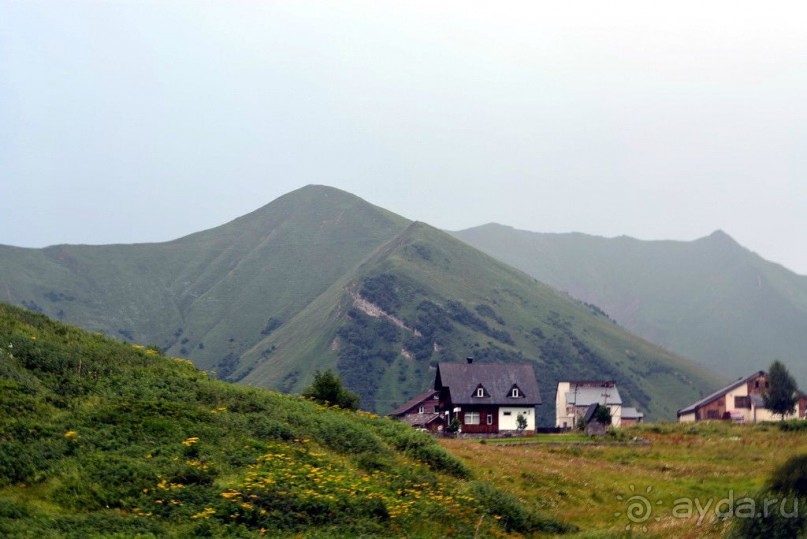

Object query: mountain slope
[240,220,722,422]
[452,224,807,386]
[0,302,571,537]
[0,185,408,377]
[0,186,721,420]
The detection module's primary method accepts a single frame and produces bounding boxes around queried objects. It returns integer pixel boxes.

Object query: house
[555,380,628,428]
[677,370,807,423]
[621,407,645,426]
[387,390,444,432]
[434,358,541,435]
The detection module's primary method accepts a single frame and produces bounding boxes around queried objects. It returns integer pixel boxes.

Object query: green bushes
[779,420,807,432]
[379,424,470,478]
[731,454,807,538]
[313,414,385,455]
[469,481,575,534]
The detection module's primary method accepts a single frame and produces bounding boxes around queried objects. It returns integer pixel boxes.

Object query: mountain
[0,186,721,420]
[452,224,807,386]
[0,302,572,537]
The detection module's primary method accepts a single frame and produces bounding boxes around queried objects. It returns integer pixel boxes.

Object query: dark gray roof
[435,362,542,406]
[677,371,765,416]
[400,413,443,428]
[387,390,439,417]
[622,407,644,419]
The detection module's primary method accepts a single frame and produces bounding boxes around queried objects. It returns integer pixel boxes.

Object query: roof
[677,371,765,416]
[435,362,542,406]
[622,407,644,419]
[387,390,439,417]
[399,413,443,428]
[565,386,623,406]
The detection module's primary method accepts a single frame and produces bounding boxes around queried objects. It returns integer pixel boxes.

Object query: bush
[314,415,385,455]
[302,370,360,411]
[469,481,575,534]
[731,454,807,538]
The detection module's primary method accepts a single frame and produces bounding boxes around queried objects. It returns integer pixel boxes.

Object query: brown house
[387,390,444,432]
[435,358,542,435]
[678,370,807,423]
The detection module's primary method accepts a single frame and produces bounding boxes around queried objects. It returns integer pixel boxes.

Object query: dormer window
[473,385,489,398]
[509,384,523,398]
[512,388,519,397]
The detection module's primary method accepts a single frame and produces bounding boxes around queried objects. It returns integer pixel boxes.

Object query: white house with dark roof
[555,380,626,428]
[434,358,541,434]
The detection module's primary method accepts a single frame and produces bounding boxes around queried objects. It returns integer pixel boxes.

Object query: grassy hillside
[0,302,572,537]
[453,224,807,386]
[242,221,722,422]
[441,422,807,538]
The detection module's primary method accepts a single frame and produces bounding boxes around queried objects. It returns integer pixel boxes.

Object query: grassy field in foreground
[441,422,807,538]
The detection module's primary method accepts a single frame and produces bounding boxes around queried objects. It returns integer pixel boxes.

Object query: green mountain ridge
[0,186,721,421]
[452,223,807,387]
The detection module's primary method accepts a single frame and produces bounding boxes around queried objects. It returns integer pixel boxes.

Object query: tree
[594,405,612,425]
[446,417,462,434]
[302,370,360,410]
[763,361,799,420]
[516,413,528,434]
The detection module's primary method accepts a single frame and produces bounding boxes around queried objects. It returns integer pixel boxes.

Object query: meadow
[441,422,807,537]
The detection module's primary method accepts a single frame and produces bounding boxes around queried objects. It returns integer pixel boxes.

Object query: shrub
[302,370,360,411]
[469,481,575,534]
[731,454,807,538]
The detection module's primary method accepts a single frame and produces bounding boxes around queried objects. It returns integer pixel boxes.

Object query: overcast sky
[2,1,806,273]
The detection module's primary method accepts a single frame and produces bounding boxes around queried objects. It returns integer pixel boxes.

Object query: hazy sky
[2,1,806,273]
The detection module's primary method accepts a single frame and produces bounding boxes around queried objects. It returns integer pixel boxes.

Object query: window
[486,413,493,425]
[706,410,720,419]
[755,381,760,388]
[735,396,750,409]
[511,387,520,397]
[476,388,484,397]
[464,412,480,425]
[503,411,511,416]
[418,405,424,414]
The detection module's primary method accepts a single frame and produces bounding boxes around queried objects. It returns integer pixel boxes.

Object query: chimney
[466,357,473,364]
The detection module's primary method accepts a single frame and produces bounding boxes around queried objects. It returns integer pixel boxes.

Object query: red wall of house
[459,407,499,434]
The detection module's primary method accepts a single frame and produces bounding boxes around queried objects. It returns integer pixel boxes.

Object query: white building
[677,370,807,423]
[556,380,625,428]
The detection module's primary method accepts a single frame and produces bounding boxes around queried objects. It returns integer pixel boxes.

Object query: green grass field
[441,422,807,537]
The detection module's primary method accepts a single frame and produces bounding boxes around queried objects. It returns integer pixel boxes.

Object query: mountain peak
[700,229,740,247]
